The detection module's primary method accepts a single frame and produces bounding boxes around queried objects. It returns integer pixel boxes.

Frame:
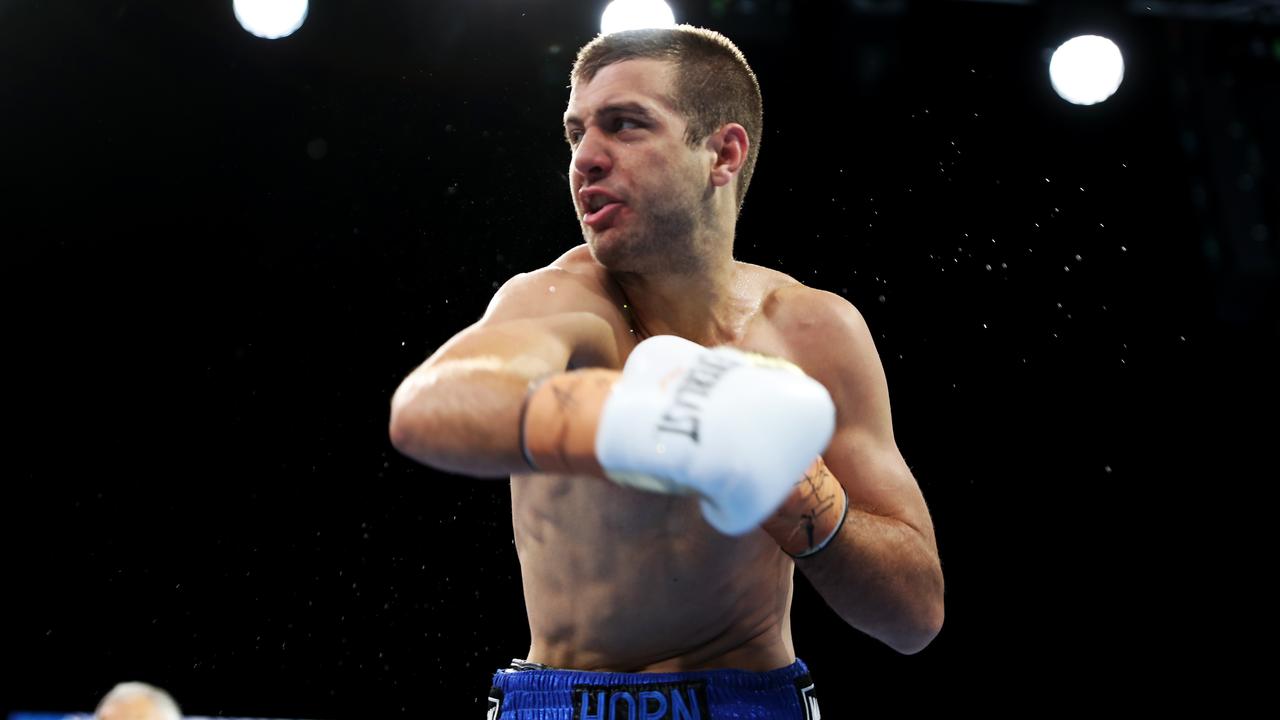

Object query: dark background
[4,0,1276,716]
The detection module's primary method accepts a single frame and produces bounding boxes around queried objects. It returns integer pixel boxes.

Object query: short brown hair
[571,25,763,215]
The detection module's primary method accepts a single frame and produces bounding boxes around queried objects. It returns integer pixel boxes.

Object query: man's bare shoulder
[749,263,843,326]
[547,244,601,276]
[752,278,865,356]
[762,281,871,368]
[485,245,616,323]
[502,246,603,296]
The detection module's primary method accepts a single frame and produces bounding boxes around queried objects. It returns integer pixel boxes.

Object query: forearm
[388,312,616,478]
[764,458,944,654]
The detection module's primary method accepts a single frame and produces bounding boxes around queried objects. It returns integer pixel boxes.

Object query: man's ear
[707,123,749,189]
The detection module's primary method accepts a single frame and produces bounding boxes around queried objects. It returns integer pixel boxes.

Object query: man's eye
[566,119,641,146]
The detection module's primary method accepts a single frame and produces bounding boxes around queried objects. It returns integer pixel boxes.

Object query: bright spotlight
[601,0,677,35]
[234,0,309,40]
[1049,35,1125,106]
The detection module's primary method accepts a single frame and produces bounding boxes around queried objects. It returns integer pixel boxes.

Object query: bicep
[790,289,933,539]
[823,427,933,542]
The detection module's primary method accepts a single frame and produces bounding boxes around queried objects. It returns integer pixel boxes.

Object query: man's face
[563,58,714,274]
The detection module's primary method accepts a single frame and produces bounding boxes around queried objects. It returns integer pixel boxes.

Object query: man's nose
[571,128,612,181]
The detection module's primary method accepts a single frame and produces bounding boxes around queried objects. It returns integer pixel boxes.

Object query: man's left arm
[760,287,944,655]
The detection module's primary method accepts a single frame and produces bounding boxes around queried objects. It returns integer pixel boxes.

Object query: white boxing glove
[595,335,837,536]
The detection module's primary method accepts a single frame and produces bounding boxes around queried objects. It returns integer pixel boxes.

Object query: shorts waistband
[487,657,818,720]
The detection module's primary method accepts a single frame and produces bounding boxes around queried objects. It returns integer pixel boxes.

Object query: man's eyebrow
[563,102,658,128]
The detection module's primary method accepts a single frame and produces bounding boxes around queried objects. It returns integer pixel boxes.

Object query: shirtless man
[390,25,943,719]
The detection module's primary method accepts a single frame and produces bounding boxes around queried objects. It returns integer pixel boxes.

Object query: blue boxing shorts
[486,657,821,719]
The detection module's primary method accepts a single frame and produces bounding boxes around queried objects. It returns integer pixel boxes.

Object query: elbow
[388,412,421,459]
[895,552,945,655]
[893,602,944,655]
[388,386,438,463]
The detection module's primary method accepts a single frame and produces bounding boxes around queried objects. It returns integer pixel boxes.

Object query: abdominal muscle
[510,468,798,673]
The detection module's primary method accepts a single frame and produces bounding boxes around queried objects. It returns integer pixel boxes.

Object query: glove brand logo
[570,680,709,720]
[655,354,741,444]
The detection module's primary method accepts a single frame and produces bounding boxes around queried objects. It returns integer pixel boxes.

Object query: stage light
[233,0,308,40]
[601,0,677,35]
[1049,34,1125,106]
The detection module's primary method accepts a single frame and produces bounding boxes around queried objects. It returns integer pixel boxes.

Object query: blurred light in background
[601,0,678,35]
[233,0,309,40]
[1049,34,1126,105]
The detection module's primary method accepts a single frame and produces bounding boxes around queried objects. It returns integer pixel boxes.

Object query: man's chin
[585,230,641,272]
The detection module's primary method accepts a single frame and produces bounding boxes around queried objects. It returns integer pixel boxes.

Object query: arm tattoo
[796,465,840,550]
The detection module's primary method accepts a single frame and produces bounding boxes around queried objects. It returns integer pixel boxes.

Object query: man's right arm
[388,268,621,479]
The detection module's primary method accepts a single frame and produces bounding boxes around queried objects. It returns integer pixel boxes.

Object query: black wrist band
[788,485,849,560]
[518,374,552,473]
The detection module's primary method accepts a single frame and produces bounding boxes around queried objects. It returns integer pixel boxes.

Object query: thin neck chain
[611,275,651,341]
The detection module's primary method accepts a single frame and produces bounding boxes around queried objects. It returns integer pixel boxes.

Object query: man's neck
[609,256,751,347]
